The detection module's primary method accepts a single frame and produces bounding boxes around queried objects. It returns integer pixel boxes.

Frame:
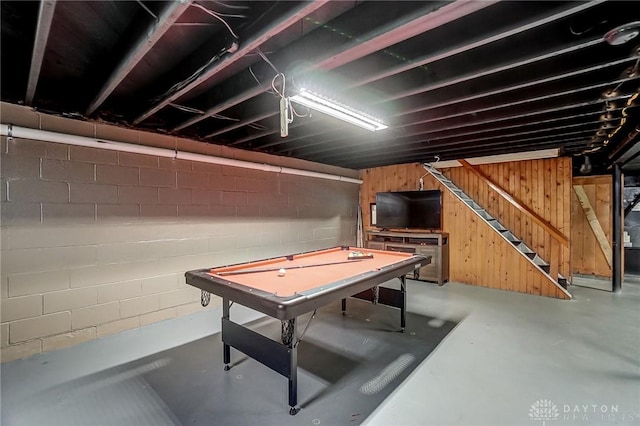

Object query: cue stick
[215,259,369,276]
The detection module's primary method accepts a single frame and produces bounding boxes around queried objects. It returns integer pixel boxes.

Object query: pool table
[184,246,430,415]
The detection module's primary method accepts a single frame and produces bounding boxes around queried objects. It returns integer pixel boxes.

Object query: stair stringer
[424,165,571,299]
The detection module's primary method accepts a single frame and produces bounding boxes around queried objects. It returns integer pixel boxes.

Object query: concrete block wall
[0,104,360,362]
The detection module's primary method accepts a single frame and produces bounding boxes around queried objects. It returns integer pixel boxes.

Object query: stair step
[476,209,494,220]
[532,255,550,273]
[500,230,521,244]
[516,243,536,259]
[557,274,568,289]
[487,219,506,231]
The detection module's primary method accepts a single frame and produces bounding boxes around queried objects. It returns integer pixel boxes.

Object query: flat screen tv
[375,190,442,230]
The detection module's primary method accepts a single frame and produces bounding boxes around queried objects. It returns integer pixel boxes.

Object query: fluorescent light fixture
[290,88,387,131]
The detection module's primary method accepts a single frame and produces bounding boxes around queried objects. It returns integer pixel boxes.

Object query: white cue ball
[278,268,286,276]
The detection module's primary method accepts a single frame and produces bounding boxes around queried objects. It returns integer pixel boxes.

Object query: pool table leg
[400,276,406,331]
[288,318,299,415]
[341,298,346,314]
[222,297,231,370]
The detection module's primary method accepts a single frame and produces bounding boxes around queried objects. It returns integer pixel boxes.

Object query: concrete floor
[2,278,639,426]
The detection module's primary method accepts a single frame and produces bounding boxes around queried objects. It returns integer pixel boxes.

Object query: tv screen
[375,190,442,230]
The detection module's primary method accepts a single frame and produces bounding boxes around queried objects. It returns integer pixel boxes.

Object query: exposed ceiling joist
[25,0,56,105]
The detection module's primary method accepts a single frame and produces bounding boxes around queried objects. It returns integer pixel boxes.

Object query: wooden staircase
[424,163,570,294]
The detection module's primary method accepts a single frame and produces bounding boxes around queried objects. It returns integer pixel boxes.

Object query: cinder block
[139,131,177,150]
[235,177,268,193]
[177,171,209,189]
[0,201,42,225]
[177,205,210,217]
[0,103,41,128]
[0,156,41,179]
[44,287,98,314]
[117,186,158,204]
[158,157,191,171]
[97,280,142,304]
[0,340,42,363]
[71,302,119,329]
[173,238,209,256]
[99,240,172,264]
[1,177,6,202]
[70,260,157,288]
[10,312,71,343]
[159,288,199,309]
[1,294,43,322]
[95,123,140,145]
[209,174,236,190]
[1,276,7,299]
[120,294,160,318]
[191,162,221,175]
[42,203,95,223]
[2,245,96,275]
[97,317,140,337]
[39,114,95,138]
[191,189,221,205]
[8,270,70,297]
[210,204,236,216]
[95,164,139,185]
[96,204,140,221]
[140,204,177,218]
[7,138,68,160]
[1,323,9,348]
[41,159,95,183]
[221,191,248,206]
[70,183,117,203]
[69,146,118,164]
[207,235,237,252]
[140,168,176,188]
[8,179,69,203]
[158,188,192,205]
[140,275,179,295]
[176,298,220,317]
[42,327,96,352]
[220,164,248,177]
[118,152,158,168]
[140,307,177,326]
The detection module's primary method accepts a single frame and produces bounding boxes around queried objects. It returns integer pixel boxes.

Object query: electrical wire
[192,3,239,39]
[152,43,234,104]
[206,0,249,10]
[257,48,279,74]
[168,103,205,114]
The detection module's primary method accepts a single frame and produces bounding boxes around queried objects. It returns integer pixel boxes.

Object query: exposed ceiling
[2,1,639,175]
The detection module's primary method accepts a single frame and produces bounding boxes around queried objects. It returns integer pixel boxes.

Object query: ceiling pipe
[0,124,362,184]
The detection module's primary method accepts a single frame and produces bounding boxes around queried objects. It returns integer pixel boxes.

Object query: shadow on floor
[3,301,458,426]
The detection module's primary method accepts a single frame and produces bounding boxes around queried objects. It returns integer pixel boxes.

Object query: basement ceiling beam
[173,0,496,132]
[86,0,193,116]
[224,11,622,150]
[25,0,56,106]
[387,36,604,107]
[133,0,332,125]
[353,0,605,87]
[314,0,497,70]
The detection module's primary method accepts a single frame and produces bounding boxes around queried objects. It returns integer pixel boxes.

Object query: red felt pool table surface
[207,246,417,297]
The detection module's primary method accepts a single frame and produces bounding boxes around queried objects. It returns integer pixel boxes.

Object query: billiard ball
[278,268,286,276]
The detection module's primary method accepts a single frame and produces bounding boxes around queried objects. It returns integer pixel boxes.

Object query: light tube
[290,89,387,131]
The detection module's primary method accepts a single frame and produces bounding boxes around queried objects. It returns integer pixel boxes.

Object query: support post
[612,164,622,293]
[288,319,298,415]
[223,297,231,369]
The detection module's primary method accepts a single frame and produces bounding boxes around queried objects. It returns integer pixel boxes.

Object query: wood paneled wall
[360,159,572,299]
[571,176,613,277]
[446,159,571,280]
